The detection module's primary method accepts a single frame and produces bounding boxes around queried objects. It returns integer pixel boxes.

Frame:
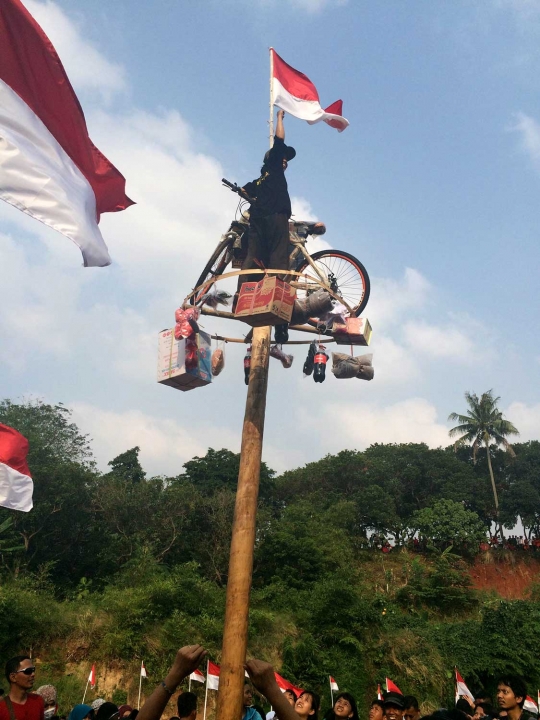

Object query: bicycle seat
[290,220,326,237]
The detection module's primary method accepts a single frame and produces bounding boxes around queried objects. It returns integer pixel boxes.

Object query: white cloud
[22,0,126,101]
[510,111,540,168]
[505,401,540,440]
[368,267,431,329]
[402,320,477,361]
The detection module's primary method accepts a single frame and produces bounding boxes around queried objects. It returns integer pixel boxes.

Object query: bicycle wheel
[296,249,370,317]
[190,238,234,305]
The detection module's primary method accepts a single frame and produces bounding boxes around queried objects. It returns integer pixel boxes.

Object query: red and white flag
[524,697,538,714]
[140,662,147,678]
[88,664,96,689]
[0,423,33,512]
[207,661,220,691]
[386,678,402,695]
[274,672,303,696]
[454,669,474,704]
[330,677,339,692]
[271,49,349,133]
[0,0,134,267]
[190,669,205,684]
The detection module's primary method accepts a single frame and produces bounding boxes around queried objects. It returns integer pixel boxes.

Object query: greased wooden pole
[216,324,271,720]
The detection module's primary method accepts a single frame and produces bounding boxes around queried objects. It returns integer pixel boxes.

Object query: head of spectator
[369,700,384,720]
[244,683,254,709]
[296,692,320,720]
[284,691,297,707]
[331,693,359,720]
[118,708,133,720]
[177,692,197,720]
[473,703,495,720]
[475,693,492,706]
[383,692,405,720]
[95,703,119,720]
[497,676,527,720]
[67,705,94,720]
[403,697,420,720]
[36,685,58,719]
[91,701,106,714]
[4,656,38,703]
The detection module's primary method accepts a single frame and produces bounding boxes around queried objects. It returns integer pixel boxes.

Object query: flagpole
[189,676,192,692]
[204,662,210,720]
[82,677,90,705]
[138,663,143,710]
[329,677,334,707]
[269,47,274,148]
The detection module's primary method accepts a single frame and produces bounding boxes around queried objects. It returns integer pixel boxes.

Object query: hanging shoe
[274,323,289,344]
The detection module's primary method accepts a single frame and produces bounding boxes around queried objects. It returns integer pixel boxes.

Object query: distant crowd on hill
[368,533,540,554]
[0,648,536,720]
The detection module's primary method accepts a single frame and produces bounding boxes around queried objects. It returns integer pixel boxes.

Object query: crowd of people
[0,648,535,720]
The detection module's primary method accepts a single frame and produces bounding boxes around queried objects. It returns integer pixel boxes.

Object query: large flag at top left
[0,0,134,267]
[0,423,33,512]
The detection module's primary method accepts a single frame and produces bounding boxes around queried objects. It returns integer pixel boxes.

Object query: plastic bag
[303,341,317,376]
[211,343,225,377]
[331,352,374,380]
[317,301,349,333]
[174,307,200,340]
[200,288,232,309]
[270,344,294,369]
[291,289,334,324]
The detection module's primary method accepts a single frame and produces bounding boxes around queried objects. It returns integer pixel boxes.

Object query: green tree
[448,390,519,538]
[411,499,486,553]
[107,447,146,483]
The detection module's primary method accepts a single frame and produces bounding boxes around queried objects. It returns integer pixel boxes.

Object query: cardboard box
[157,328,212,391]
[235,276,296,327]
[332,317,372,346]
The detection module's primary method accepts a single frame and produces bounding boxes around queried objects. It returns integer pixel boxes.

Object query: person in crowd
[136,646,206,720]
[95,704,119,720]
[473,703,495,719]
[91,702,105,715]
[67,705,93,720]
[36,686,58,720]
[475,693,492,707]
[177,692,197,720]
[497,676,531,720]
[455,700,473,717]
[0,656,44,720]
[267,689,296,720]
[118,707,132,719]
[245,660,320,720]
[324,693,359,720]
[382,693,405,720]
[368,700,384,720]
[243,681,263,720]
[403,697,420,720]
[295,692,320,720]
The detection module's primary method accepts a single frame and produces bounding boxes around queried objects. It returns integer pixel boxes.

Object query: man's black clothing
[241,136,293,283]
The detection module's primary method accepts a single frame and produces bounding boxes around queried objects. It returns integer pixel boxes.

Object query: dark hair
[95,703,119,720]
[475,692,491,703]
[330,693,359,720]
[404,698,419,712]
[474,703,495,717]
[177,693,197,719]
[371,700,384,710]
[497,676,527,708]
[5,656,31,683]
[455,700,473,717]
[300,692,321,720]
[285,690,297,702]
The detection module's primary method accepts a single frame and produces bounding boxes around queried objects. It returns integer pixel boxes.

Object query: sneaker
[274,323,289,343]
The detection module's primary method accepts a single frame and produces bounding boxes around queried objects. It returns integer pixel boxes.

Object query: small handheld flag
[386,678,403,695]
[0,423,33,512]
[455,669,474,704]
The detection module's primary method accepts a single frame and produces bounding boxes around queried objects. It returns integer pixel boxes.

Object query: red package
[174,307,200,340]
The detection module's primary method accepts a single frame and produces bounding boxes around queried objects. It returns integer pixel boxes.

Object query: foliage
[411,500,487,552]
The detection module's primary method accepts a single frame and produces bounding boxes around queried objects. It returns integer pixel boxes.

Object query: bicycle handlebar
[222,178,256,204]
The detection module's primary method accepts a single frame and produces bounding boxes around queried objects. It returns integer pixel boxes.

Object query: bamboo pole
[215,325,271,720]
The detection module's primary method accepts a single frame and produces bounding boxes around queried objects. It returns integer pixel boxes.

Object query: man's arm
[245,660,298,720]
[275,110,285,140]
[137,645,207,720]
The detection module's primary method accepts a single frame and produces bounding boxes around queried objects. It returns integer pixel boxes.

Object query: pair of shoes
[274,323,289,343]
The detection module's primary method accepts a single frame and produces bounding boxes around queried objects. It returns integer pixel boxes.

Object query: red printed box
[332,317,372,346]
[235,277,296,327]
[157,328,212,392]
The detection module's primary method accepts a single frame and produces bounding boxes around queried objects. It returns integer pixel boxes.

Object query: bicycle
[189,179,371,319]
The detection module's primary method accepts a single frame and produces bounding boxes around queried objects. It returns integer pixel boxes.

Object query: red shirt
[0,695,44,720]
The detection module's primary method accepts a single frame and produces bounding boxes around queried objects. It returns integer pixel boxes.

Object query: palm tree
[448,390,519,539]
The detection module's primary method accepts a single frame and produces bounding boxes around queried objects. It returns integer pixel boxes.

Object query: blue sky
[1,0,540,476]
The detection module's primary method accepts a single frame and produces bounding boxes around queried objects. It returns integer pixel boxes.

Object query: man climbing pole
[239,109,296,344]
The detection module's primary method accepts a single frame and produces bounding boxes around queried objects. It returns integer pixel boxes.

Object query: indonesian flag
[207,661,220,691]
[0,0,134,267]
[0,423,33,512]
[88,664,96,689]
[524,697,538,714]
[386,678,403,695]
[140,662,147,678]
[271,49,349,133]
[377,684,382,701]
[274,672,303,696]
[330,677,339,692]
[454,669,474,704]
[190,669,205,684]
